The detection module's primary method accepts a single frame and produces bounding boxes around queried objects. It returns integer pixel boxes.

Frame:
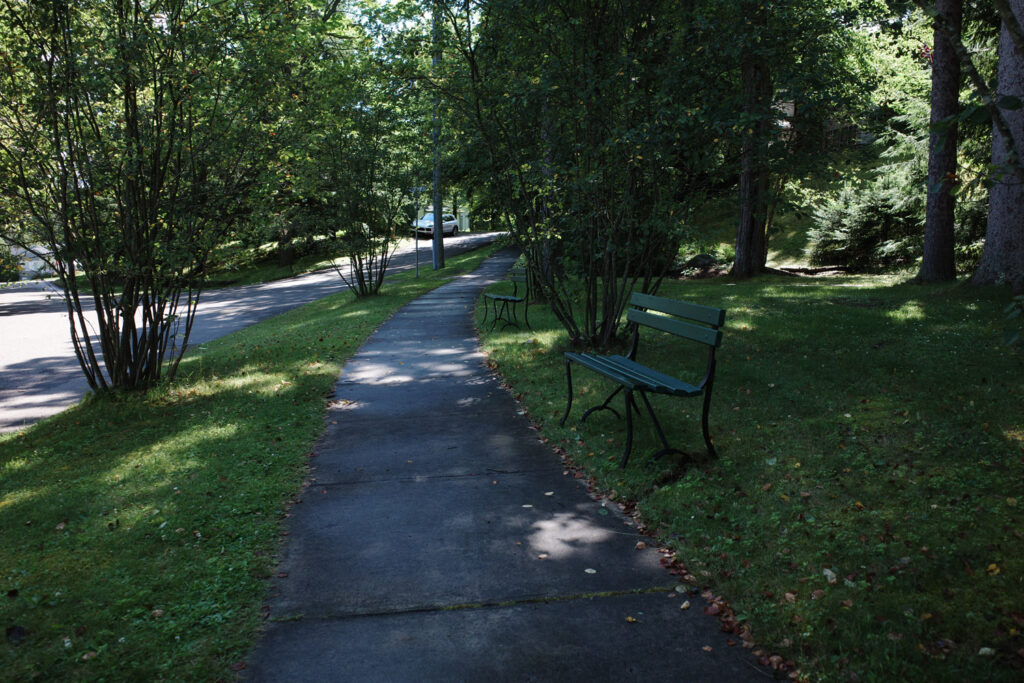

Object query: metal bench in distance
[481,267,530,331]
[559,292,726,468]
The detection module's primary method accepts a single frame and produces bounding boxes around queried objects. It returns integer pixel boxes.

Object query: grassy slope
[0,245,496,681]
[203,236,426,288]
[478,269,1024,680]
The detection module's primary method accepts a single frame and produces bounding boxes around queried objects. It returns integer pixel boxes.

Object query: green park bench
[559,292,726,468]
[481,267,530,331]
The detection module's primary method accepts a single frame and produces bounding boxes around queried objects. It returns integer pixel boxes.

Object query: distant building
[10,245,56,280]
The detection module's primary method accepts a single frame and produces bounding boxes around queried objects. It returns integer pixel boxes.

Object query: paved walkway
[243,250,763,681]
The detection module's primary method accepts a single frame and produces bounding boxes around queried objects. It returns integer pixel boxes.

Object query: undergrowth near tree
[0,246,495,680]
[478,273,1024,682]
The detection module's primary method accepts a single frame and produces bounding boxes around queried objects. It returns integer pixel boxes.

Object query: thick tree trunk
[972,0,1024,291]
[734,3,772,279]
[918,0,962,282]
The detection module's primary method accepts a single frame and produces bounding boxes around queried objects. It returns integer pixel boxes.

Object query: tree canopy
[1,0,1022,389]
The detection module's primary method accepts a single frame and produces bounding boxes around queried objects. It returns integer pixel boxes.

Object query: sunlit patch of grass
[479,272,1024,682]
[886,300,926,321]
[0,244,497,680]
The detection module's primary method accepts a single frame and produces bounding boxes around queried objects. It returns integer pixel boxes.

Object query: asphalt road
[0,232,501,433]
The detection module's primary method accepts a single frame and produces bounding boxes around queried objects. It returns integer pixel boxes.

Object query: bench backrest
[627,292,725,348]
[508,268,528,295]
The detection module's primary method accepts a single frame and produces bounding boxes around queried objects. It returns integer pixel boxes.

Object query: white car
[411,212,458,238]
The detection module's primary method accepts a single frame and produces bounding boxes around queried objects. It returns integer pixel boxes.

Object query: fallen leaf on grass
[626,616,638,623]
[82,651,97,661]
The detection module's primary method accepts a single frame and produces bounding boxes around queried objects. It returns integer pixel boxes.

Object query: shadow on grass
[478,272,1024,682]
[0,245,498,680]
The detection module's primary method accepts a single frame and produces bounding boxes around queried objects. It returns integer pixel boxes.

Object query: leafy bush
[0,246,20,282]
[807,155,988,272]
[807,163,925,270]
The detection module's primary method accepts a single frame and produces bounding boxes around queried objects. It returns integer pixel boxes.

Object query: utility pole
[431,0,445,269]
[410,186,428,277]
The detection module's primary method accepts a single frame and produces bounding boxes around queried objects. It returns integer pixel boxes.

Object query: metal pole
[410,186,427,277]
[431,0,445,270]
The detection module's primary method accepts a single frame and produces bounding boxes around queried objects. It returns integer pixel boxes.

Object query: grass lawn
[0,244,497,680]
[478,272,1024,681]
[204,235,431,288]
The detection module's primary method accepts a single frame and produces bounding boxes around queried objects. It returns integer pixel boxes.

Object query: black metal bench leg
[559,360,574,427]
[701,376,717,457]
[487,299,500,331]
[640,391,685,460]
[498,300,520,331]
[581,385,623,422]
[493,300,509,330]
[620,389,635,468]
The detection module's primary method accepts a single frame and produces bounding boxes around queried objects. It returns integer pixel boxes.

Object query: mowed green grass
[0,245,496,681]
[478,273,1024,681]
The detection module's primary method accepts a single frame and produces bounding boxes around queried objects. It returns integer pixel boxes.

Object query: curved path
[242,249,763,681]
[0,233,499,433]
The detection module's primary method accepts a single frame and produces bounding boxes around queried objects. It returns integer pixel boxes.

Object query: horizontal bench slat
[566,352,700,396]
[566,353,644,389]
[627,309,723,347]
[630,291,725,327]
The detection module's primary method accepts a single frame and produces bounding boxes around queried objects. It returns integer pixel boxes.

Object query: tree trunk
[918,0,962,282]
[734,2,773,279]
[972,0,1024,291]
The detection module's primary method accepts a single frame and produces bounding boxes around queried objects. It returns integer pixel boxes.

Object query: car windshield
[420,213,434,221]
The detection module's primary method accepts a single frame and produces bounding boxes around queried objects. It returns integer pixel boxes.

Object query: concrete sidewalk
[243,250,764,681]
